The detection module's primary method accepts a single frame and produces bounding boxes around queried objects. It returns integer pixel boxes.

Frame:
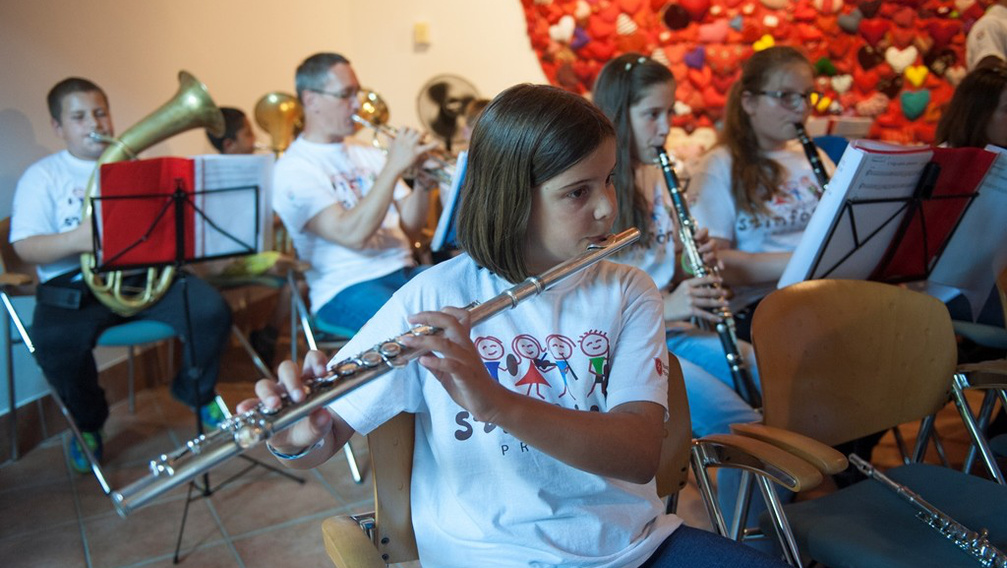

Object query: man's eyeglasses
[308,88,359,101]
[756,90,819,110]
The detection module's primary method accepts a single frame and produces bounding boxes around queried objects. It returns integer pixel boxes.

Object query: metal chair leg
[344,441,363,484]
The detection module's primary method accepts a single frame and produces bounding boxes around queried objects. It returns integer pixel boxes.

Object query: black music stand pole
[157,179,305,564]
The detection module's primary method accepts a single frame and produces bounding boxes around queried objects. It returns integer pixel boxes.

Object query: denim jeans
[640,525,788,567]
[316,265,428,333]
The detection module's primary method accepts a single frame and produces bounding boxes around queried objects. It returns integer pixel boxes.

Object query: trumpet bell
[355,88,390,130]
[254,92,303,156]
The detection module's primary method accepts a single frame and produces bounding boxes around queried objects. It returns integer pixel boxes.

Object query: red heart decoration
[892,6,916,28]
[707,44,749,75]
[853,67,881,94]
[928,20,962,50]
[797,23,824,42]
[679,0,712,21]
[859,18,891,47]
[688,66,713,89]
[711,70,737,93]
[587,16,616,39]
[619,0,644,13]
[669,63,688,82]
[793,4,818,21]
[598,3,620,23]
[664,44,688,65]
[828,35,855,59]
[890,27,916,49]
[859,0,882,18]
[703,85,729,109]
[578,39,616,61]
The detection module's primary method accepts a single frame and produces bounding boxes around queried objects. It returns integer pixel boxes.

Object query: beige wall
[0,0,545,408]
[0,0,545,218]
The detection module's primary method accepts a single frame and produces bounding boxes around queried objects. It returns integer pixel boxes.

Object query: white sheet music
[928,145,1007,320]
[779,140,933,287]
[431,150,468,252]
[192,154,274,258]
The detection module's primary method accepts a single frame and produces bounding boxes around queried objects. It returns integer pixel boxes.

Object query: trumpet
[109,228,641,516]
[794,122,830,190]
[656,147,762,408]
[352,89,454,186]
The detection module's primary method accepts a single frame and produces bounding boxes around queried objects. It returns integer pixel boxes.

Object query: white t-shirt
[10,150,94,283]
[329,254,682,568]
[610,165,678,289]
[272,136,415,312]
[967,4,1007,70]
[689,142,831,308]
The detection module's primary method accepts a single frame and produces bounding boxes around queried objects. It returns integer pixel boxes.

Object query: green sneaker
[69,431,103,474]
[199,399,227,430]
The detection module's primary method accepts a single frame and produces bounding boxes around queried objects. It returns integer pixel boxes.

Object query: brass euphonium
[81,71,225,317]
[254,91,303,157]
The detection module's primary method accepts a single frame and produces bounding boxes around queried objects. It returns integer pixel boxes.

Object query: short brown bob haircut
[455,84,615,283]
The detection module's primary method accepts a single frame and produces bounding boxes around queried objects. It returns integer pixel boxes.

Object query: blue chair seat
[97,321,176,346]
[312,317,355,341]
[953,320,1007,351]
[762,463,1007,568]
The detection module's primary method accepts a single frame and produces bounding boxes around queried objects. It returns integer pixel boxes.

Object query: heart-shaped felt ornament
[837,9,863,34]
[885,45,919,74]
[680,0,712,21]
[698,19,729,43]
[927,20,962,50]
[684,46,707,69]
[900,90,931,121]
[661,4,692,30]
[904,65,929,88]
[877,74,905,98]
[857,45,885,70]
[859,18,891,47]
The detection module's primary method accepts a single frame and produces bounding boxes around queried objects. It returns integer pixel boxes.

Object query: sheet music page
[431,150,468,252]
[779,140,932,287]
[192,154,274,258]
[928,145,1007,320]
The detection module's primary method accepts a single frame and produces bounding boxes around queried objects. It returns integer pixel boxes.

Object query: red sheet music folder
[869,147,995,282]
[98,157,195,269]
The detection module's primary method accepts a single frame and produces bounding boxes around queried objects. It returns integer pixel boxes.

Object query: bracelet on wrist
[266,436,325,461]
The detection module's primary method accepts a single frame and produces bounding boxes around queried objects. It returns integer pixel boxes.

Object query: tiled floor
[0,343,992,568]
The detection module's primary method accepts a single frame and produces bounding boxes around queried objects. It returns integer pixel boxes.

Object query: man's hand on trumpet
[385,126,439,184]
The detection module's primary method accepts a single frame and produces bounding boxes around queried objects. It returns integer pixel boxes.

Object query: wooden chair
[321,354,700,567]
[692,279,1007,567]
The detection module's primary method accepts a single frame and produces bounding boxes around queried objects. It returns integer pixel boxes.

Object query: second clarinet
[794,122,830,190]
[656,148,762,408]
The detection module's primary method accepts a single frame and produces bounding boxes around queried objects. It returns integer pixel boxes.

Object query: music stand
[780,142,1007,311]
[90,157,304,563]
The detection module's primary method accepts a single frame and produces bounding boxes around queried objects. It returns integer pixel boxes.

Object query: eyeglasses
[756,90,819,110]
[307,88,359,101]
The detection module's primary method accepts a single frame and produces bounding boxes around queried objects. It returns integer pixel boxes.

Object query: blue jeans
[316,265,428,333]
[640,525,788,567]
[667,329,789,543]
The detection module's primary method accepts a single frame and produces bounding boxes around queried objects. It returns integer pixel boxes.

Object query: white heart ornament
[884,45,918,74]
[831,74,853,94]
[549,15,576,43]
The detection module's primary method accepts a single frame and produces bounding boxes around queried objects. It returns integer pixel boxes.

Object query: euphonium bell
[254,92,303,157]
[80,70,225,317]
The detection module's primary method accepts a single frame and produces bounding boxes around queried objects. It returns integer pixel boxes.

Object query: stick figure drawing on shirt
[512,334,554,399]
[546,333,579,400]
[474,336,506,383]
[579,330,610,398]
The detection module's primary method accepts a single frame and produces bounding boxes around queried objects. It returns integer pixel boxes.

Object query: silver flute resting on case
[793,122,830,190]
[850,454,1007,568]
[655,147,761,408]
[109,228,641,517]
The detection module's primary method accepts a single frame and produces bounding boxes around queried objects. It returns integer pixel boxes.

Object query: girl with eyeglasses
[689,46,834,341]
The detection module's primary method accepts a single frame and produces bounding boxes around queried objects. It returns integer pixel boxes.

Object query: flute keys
[361,351,383,367]
[379,341,402,358]
[335,360,361,377]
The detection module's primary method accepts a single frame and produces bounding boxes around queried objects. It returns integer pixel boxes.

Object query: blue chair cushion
[953,320,1007,351]
[992,434,1007,458]
[97,321,176,346]
[761,462,1007,568]
[813,135,849,165]
[312,317,356,340]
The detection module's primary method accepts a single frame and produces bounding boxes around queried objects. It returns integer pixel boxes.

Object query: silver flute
[655,148,761,408]
[793,122,830,190]
[110,228,641,517]
[850,454,1007,567]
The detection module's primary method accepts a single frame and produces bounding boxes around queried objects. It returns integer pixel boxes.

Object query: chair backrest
[752,279,957,447]
[0,217,38,295]
[361,352,691,564]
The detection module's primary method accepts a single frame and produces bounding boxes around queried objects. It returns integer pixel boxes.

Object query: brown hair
[593,53,676,245]
[456,84,615,283]
[47,77,108,123]
[720,46,812,215]
[935,63,1007,148]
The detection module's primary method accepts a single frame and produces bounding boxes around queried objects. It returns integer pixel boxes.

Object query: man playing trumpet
[272,52,437,334]
[10,77,232,472]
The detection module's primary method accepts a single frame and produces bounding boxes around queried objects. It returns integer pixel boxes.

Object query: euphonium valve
[254,92,303,157]
[80,71,225,317]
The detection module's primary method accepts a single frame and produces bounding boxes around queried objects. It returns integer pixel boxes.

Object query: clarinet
[656,148,761,408]
[794,122,830,190]
[850,454,1007,568]
[109,228,641,517]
